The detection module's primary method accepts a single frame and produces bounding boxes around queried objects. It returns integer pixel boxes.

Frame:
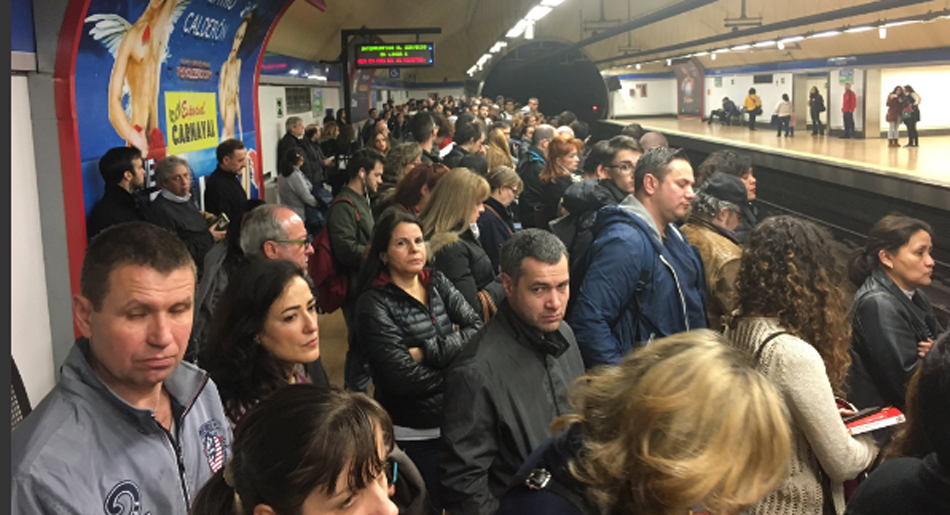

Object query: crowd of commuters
[12,91,948,515]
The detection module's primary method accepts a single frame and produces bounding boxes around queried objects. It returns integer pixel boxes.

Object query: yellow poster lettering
[165,91,219,155]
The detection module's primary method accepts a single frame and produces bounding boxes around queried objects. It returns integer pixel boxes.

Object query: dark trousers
[777,116,791,136]
[843,111,855,137]
[810,110,824,134]
[905,119,919,146]
[397,438,443,513]
[748,113,757,129]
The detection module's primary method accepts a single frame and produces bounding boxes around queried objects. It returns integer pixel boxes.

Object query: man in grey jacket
[11,222,232,514]
[439,229,585,515]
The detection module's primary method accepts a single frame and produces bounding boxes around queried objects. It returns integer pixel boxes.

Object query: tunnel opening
[481,40,609,124]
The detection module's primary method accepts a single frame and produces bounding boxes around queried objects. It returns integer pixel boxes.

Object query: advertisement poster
[75,0,287,216]
[672,59,705,118]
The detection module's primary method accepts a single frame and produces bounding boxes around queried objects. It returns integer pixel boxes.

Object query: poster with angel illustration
[75,0,285,215]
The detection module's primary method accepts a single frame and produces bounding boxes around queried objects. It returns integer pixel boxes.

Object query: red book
[845,407,905,436]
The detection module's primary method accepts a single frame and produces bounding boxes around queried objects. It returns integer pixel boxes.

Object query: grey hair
[532,124,556,147]
[154,155,189,186]
[240,205,289,259]
[689,190,740,220]
[285,116,303,132]
[499,228,567,284]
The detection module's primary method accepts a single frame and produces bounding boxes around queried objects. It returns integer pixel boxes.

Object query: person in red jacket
[841,82,857,139]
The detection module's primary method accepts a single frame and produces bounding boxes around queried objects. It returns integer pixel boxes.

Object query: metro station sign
[355,43,435,68]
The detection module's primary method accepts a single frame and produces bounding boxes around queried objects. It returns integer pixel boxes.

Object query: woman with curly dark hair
[726,215,878,515]
[199,259,321,428]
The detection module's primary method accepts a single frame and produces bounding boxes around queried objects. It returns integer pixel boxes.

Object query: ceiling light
[879,27,887,39]
[666,58,672,66]
[731,44,751,50]
[525,6,553,21]
[525,21,536,39]
[779,36,804,44]
[845,26,874,33]
[753,41,776,48]
[540,0,564,6]
[693,51,709,56]
[506,19,529,38]
[778,41,785,50]
[636,63,641,70]
[809,30,840,38]
[289,69,299,75]
[714,47,731,53]
[711,53,717,60]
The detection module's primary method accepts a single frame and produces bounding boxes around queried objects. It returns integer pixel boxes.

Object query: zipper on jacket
[155,416,190,506]
[659,254,690,331]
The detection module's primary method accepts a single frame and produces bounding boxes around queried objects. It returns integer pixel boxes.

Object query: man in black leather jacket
[439,229,585,515]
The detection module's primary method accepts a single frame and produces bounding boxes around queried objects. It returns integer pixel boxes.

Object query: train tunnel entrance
[481,40,608,124]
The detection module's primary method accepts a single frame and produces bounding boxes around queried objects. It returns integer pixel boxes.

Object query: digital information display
[355,43,435,68]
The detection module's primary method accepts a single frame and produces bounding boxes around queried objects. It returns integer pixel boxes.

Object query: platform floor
[612,118,950,189]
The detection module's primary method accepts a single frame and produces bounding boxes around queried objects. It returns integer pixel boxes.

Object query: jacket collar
[103,183,140,207]
[62,338,209,431]
[371,268,433,289]
[597,179,628,205]
[497,300,571,358]
[868,268,934,331]
[484,197,512,221]
[160,188,192,203]
[527,146,546,163]
[689,216,740,245]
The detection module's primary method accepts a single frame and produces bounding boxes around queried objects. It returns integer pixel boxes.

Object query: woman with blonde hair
[727,215,878,515]
[486,127,514,171]
[421,168,504,320]
[477,166,522,270]
[498,330,791,515]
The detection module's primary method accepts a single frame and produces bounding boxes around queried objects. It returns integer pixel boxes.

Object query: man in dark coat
[86,146,147,240]
[147,156,226,278]
[277,116,317,180]
[439,229,585,515]
[443,118,485,169]
[203,138,248,227]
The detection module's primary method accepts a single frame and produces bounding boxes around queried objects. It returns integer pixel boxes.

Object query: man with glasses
[679,173,747,331]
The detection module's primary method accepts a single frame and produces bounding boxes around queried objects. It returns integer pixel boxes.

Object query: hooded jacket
[354,269,481,429]
[568,197,707,368]
[439,302,585,515]
[847,268,943,410]
[11,339,231,514]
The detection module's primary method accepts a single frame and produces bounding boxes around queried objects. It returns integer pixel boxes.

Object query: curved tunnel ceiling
[266,0,950,82]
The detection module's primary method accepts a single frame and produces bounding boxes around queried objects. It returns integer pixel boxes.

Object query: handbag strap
[753,331,788,366]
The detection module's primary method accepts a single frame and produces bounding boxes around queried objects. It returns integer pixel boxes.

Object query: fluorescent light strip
[731,44,751,50]
[809,30,840,38]
[540,0,564,6]
[506,19,529,38]
[778,36,804,44]
[753,40,776,47]
[844,26,874,33]
[525,6,553,21]
[884,20,918,28]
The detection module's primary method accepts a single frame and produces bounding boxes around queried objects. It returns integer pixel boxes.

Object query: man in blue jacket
[569,147,707,368]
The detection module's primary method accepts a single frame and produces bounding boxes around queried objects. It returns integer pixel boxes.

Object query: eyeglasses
[606,162,636,174]
[272,234,313,247]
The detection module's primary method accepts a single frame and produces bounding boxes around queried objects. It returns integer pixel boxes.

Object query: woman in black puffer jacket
[421,168,506,321]
[354,209,481,513]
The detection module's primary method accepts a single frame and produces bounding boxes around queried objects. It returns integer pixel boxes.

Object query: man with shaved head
[639,131,669,151]
[517,124,557,229]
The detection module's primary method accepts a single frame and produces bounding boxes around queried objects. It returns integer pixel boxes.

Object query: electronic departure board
[355,43,435,68]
